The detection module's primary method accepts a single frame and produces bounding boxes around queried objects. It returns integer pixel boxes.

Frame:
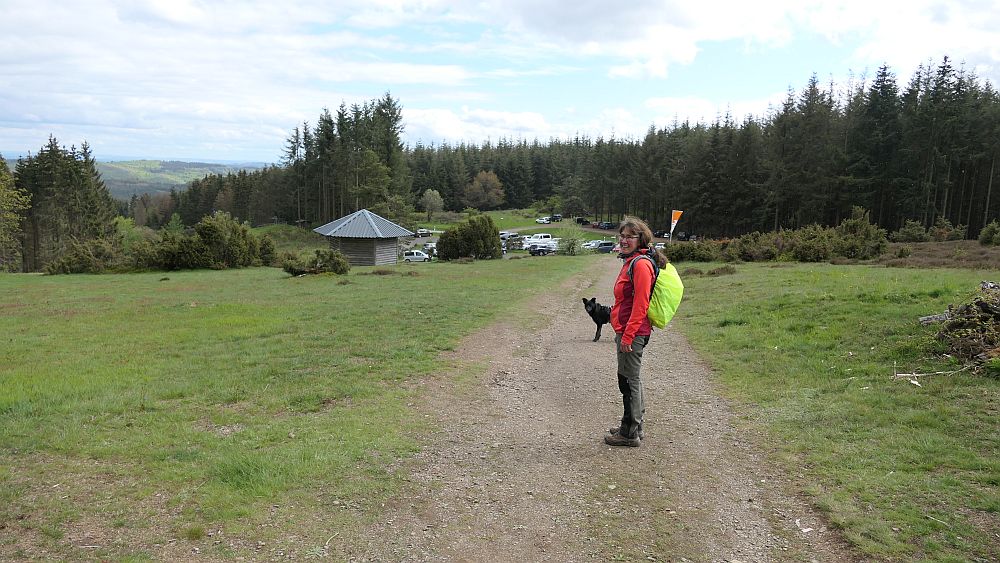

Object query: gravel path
[353,256,858,562]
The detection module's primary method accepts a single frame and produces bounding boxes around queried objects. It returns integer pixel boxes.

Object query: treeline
[1,137,117,271]
[129,57,998,241]
[5,57,999,273]
[130,92,412,230]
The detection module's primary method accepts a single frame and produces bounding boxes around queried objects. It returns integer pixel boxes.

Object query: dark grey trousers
[614,333,648,439]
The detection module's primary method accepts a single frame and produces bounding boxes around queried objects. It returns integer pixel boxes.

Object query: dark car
[575,217,591,225]
[653,229,668,238]
[595,241,616,253]
[551,214,562,222]
[598,221,615,230]
[528,243,556,256]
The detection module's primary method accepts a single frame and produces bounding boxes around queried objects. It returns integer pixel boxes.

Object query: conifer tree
[0,155,29,270]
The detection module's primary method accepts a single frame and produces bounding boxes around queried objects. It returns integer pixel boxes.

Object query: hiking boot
[604,432,640,447]
[609,426,644,440]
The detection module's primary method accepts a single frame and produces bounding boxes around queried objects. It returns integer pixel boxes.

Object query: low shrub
[788,224,833,262]
[896,245,913,258]
[891,220,930,242]
[196,211,259,268]
[978,220,1000,246]
[722,231,778,262]
[258,235,276,265]
[158,231,212,271]
[558,236,582,256]
[437,215,502,260]
[44,237,126,274]
[663,240,722,262]
[281,249,350,276]
[833,207,888,260]
[930,217,967,242]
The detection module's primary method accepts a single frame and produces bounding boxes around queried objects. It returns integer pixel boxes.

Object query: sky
[2,0,999,164]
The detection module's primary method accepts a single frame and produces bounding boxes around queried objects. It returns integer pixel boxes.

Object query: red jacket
[611,250,655,345]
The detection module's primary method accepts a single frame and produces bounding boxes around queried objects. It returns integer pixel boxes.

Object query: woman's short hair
[618,215,667,267]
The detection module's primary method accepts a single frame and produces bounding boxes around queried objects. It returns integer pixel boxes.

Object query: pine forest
[3,57,1000,272]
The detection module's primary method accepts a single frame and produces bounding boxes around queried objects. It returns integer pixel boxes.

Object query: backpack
[627,254,684,329]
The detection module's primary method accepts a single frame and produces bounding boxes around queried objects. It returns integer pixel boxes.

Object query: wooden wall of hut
[326,238,399,266]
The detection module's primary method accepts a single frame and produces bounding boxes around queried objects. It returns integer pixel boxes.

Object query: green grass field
[0,258,588,559]
[2,257,998,561]
[677,262,999,561]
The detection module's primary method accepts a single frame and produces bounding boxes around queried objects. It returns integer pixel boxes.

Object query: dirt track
[352,256,857,562]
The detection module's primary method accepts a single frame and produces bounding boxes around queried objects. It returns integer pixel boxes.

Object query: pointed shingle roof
[312,209,414,239]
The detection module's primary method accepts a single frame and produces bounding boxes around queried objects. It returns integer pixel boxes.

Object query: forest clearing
[2,255,997,561]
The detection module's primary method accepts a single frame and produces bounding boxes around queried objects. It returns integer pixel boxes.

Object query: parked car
[535,216,551,224]
[415,228,431,237]
[653,230,668,238]
[528,241,558,256]
[595,241,617,253]
[403,250,430,262]
[597,221,615,229]
[575,217,591,225]
[551,214,562,222]
[581,239,605,249]
[422,242,437,256]
[522,233,553,245]
[499,231,513,240]
[654,242,666,250]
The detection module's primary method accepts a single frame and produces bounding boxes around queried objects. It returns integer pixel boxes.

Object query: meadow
[0,257,587,560]
[1,254,998,561]
[676,262,999,561]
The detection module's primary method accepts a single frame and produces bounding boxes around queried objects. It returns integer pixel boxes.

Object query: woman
[605,216,667,447]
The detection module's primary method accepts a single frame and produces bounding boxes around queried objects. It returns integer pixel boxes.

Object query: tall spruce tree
[15,137,116,271]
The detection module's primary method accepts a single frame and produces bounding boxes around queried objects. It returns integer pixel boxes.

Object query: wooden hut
[312,209,414,266]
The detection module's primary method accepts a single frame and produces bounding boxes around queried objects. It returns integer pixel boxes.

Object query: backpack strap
[626,253,659,298]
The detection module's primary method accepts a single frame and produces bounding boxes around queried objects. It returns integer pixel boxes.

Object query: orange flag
[670,210,683,235]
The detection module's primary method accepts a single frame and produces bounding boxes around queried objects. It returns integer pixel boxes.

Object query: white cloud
[2,0,1000,161]
[405,107,554,144]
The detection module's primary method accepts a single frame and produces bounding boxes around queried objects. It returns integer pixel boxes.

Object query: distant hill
[2,157,267,200]
[96,160,267,200]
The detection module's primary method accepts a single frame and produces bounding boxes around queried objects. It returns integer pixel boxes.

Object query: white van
[523,233,553,244]
[403,250,430,262]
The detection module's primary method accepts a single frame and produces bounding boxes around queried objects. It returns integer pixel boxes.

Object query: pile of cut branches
[932,282,1000,372]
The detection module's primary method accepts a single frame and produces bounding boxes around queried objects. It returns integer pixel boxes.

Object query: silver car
[403,250,431,262]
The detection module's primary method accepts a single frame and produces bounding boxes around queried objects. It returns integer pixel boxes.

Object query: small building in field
[312,209,414,266]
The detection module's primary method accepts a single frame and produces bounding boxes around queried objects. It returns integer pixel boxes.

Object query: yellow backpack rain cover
[628,254,684,329]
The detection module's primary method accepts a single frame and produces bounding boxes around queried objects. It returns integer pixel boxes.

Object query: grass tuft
[182,525,206,540]
[706,265,736,276]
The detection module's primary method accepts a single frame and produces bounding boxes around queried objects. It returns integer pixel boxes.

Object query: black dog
[583,297,612,341]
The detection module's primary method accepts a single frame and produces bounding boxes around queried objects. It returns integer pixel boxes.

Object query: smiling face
[618,227,640,254]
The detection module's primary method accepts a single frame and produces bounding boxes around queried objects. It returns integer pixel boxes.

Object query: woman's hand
[620,341,633,353]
